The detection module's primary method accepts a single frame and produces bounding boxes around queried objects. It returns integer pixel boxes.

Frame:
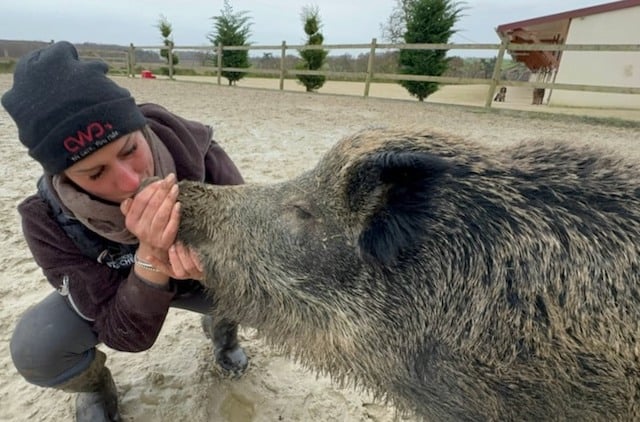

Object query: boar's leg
[202,316,248,376]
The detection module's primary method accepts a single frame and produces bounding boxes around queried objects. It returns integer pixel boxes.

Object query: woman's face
[64,130,154,203]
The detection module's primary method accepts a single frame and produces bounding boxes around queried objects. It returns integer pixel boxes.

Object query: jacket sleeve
[18,194,177,352]
[139,102,244,185]
[204,140,245,186]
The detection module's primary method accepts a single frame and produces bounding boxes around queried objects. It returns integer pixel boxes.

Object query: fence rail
[125,39,640,108]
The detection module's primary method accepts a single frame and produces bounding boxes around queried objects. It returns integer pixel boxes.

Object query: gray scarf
[51,126,176,244]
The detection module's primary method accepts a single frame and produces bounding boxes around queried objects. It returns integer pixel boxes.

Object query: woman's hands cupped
[120,174,205,281]
[121,173,180,251]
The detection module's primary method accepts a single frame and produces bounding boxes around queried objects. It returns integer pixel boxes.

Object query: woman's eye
[89,169,104,180]
[124,144,137,156]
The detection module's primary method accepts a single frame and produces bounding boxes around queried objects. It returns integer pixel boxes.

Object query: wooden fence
[126,39,640,109]
[79,50,129,71]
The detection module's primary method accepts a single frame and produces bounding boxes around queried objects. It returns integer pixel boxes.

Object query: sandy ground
[178,75,640,122]
[1,73,640,422]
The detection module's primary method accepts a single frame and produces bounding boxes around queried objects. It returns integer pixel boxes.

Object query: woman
[1,41,248,422]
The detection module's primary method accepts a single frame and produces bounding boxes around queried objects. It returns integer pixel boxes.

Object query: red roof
[495,0,640,71]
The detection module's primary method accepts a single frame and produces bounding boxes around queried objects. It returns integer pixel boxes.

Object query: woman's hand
[121,174,205,281]
[145,242,205,281]
[121,173,180,257]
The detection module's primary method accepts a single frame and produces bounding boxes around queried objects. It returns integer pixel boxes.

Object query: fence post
[216,43,223,85]
[168,41,174,80]
[121,51,129,76]
[485,36,508,108]
[128,43,136,78]
[279,41,287,91]
[546,68,558,104]
[364,38,377,98]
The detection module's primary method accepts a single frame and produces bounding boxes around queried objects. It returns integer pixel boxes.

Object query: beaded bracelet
[134,254,160,272]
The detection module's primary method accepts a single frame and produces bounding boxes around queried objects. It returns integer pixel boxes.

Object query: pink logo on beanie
[63,121,116,152]
[63,121,124,164]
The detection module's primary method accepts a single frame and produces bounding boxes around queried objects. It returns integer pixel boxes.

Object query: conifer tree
[157,14,179,70]
[394,0,464,101]
[208,0,252,85]
[296,5,328,92]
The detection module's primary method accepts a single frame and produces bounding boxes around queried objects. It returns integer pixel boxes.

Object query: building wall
[549,6,640,109]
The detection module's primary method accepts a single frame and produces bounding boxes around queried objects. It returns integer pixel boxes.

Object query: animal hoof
[215,346,249,377]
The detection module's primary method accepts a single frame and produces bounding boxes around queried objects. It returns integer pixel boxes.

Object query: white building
[496,0,640,109]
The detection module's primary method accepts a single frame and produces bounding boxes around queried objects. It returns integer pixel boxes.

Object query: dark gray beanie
[1,41,147,174]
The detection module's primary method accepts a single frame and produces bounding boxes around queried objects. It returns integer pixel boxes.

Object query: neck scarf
[51,126,176,244]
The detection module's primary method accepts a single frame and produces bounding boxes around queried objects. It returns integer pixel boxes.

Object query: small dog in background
[493,86,507,102]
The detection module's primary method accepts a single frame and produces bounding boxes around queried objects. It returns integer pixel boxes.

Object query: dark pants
[10,287,217,388]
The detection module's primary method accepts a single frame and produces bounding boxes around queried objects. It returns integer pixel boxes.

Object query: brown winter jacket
[17,103,243,352]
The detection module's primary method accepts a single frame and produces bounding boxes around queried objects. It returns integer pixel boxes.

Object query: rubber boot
[57,349,120,422]
[202,315,249,376]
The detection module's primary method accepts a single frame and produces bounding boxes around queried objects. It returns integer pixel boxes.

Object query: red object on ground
[141,70,156,79]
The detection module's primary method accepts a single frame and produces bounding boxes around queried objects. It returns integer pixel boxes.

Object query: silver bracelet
[134,253,160,272]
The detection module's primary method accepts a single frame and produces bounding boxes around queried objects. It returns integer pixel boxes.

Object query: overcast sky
[1,1,610,49]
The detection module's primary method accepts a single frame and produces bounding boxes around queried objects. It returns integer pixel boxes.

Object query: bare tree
[380,0,414,43]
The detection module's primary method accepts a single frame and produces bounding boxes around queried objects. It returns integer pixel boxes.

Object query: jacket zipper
[58,275,95,322]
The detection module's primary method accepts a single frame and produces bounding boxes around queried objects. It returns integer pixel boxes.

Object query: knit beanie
[1,41,147,174]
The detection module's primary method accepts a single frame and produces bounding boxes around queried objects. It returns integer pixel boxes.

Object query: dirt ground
[178,75,640,122]
[1,73,639,422]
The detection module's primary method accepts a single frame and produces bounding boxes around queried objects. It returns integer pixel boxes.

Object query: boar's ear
[347,151,451,266]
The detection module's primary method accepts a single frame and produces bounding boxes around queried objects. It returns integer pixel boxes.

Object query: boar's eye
[292,204,314,220]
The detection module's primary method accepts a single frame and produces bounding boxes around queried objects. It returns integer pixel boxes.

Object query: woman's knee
[10,292,98,386]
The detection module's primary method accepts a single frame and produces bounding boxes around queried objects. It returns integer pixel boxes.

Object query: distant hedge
[0,60,15,73]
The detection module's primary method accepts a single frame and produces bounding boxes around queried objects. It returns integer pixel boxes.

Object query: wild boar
[176,128,640,420]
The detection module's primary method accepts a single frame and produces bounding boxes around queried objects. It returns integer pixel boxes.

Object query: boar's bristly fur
[177,128,640,420]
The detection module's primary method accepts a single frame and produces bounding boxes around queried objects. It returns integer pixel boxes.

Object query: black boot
[202,315,249,376]
[57,350,120,422]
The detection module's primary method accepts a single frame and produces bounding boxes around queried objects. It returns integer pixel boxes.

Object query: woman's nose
[115,163,141,192]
